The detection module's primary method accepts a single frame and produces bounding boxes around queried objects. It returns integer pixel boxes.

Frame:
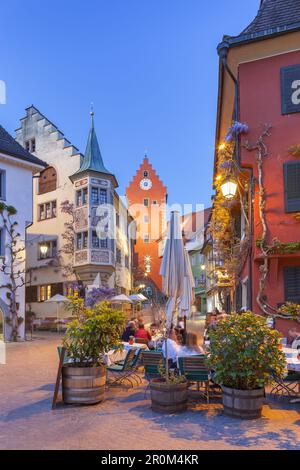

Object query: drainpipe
[217,40,253,311]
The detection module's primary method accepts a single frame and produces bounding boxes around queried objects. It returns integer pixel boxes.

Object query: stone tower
[126,155,167,300]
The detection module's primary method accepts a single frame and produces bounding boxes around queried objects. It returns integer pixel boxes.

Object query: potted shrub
[62,299,125,405]
[150,363,188,414]
[208,312,286,419]
[149,333,188,413]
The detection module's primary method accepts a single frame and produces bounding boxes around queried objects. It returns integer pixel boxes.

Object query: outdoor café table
[104,341,148,366]
[283,347,300,372]
[283,347,300,403]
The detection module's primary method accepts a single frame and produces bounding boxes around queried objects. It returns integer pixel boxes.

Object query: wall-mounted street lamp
[39,243,49,257]
[221,177,238,200]
[201,264,206,271]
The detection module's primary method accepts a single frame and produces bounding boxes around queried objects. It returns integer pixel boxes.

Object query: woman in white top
[162,329,181,365]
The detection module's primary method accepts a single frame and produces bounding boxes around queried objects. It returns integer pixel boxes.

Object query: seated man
[121,320,136,342]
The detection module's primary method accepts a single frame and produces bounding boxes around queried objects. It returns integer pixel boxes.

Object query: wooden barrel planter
[62,365,106,405]
[222,385,265,419]
[150,379,188,413]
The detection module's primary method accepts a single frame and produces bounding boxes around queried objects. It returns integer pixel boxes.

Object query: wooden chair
[141,350,164,380]
[107,349,138,387]
[178,355,211,403]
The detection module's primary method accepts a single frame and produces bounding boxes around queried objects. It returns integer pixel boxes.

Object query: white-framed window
[143,171,148,177]
[99,188,107,204]
[0,170,6,200]
[144,215,149,223]
[76,231,88,250]
[38,200,57,221]
[92,230,108,249]
[143,198,149,207]
[76,188,88,207]
[144,234,150,244]
[91,187,99,205]
[38,284,52,302]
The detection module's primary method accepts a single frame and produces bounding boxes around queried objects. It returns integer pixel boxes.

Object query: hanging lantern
[221,177,238,199]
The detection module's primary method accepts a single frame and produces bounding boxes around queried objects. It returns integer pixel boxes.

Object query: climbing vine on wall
[245,125,300,320]
[210,122,250,304]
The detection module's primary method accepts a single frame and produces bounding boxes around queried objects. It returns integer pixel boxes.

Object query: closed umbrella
[160,211,185,328]
[46,294,70,332]
[178,248,195,320]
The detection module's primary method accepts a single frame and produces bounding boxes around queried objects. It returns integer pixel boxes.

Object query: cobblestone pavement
[0,334,299,450]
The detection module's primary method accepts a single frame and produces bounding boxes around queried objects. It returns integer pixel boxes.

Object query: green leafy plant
[157,361,186,384]
[208,312,286,390]
[63,301,126,367]
[289,144,300,157]
[278,302,300,320]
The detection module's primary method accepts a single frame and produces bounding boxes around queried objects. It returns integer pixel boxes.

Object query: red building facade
[212,0,300,333]
[126,156,167,300]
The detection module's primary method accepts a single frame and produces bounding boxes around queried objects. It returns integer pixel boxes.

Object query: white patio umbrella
[110,294,133,303]
[178,248,195,320]
[160,211,185,328]
[46,294,70,332]
[129,294,142,302]
[137,293,148,301]
[110,294,133,312]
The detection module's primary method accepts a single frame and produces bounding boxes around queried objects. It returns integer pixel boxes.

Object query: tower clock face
[140,178,152,191]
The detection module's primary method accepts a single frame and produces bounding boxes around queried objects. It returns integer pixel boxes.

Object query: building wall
[239,50,300,333]
[16,107,83,318]
[126,156,167,294]
[0,154,41,339]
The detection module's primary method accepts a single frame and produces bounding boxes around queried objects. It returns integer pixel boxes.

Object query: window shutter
[26,286,38,303]
[284,162,300,212]
[235,283,242,312]
[284,267,300,303]
[234,211,242,240]
[51,283,64,296]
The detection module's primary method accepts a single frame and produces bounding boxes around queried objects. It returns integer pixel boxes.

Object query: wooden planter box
[150,379,188,413]
[222,385,265,419]
[62,364,106,405]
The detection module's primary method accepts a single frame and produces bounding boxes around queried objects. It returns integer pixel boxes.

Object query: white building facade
[0,124,45,340]
[16,106,133,320]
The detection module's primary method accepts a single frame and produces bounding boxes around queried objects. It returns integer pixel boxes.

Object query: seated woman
[121,320,136,342]
[180,332,204,356]
[134,322,152,343]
